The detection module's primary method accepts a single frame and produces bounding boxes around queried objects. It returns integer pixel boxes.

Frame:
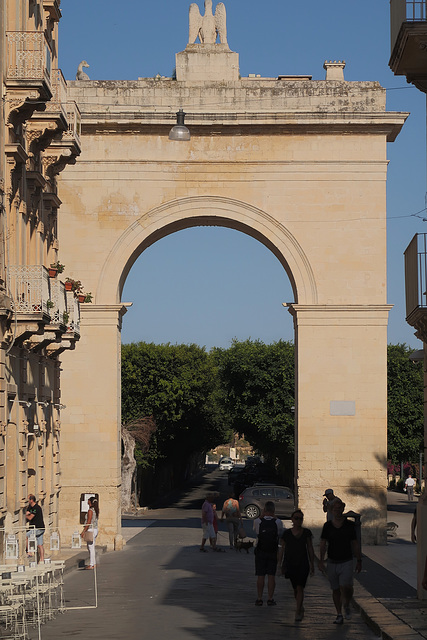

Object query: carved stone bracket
[41,147,76,181]
[5,88,49,129]
[46,336,77,358]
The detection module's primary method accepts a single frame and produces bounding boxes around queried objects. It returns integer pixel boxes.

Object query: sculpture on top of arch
[189,0,228,45]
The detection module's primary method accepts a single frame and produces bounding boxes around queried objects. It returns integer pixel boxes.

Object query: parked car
[218,457,234,471]
[238,485,295,519]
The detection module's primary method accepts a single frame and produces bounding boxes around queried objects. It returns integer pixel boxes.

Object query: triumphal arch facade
[57,3,406,548]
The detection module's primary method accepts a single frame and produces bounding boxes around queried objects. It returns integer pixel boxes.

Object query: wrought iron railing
[64,102,82,148]
[404,233,427,319]
[6,31,52,86]
[65,291,80,337]
[48,69,67,119]
[391,1,427,49]
[49,278,67,325]
[7,265,50,315]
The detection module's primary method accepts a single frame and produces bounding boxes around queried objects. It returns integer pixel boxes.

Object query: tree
[387,343,424,463]
[212,339,295,470]
[121,342,230,468]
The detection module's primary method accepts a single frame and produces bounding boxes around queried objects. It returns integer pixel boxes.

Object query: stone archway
[56,35,405,548]
[96,195,318,306]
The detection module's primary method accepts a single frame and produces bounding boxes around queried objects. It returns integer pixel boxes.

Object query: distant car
[238,485,295,519]
[218,457,234,471]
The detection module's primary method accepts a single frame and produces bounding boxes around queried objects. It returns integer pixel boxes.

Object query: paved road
[35,469,379,639]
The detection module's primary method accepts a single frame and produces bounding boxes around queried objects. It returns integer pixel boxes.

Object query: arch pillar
[59,304,129,550]
[289,303,392,543]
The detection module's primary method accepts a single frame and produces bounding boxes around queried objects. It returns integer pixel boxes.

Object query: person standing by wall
[26,495,45,563]
[322,489,337,521]
[81,496,99,569]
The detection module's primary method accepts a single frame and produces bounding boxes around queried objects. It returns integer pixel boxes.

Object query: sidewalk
[44,487,427,639]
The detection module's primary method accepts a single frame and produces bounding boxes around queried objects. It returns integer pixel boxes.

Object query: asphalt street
[34,468,380,639]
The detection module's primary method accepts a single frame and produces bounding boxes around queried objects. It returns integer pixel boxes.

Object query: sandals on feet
[267,599,277,606]
[255,599,263,606]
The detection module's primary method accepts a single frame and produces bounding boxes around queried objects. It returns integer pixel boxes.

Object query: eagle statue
[189,0,227,45]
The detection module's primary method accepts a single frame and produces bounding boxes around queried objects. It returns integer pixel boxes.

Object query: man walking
[318,498,361,625]
[405,474,416,501]
[26,495,45,562]
[253,501,283,606]
[322,488,337,521]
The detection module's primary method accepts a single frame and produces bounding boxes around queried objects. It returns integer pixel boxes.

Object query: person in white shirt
[405,474,416,502]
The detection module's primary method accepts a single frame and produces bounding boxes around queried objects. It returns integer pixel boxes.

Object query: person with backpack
[221,492,243,549]
[253,501,283,606]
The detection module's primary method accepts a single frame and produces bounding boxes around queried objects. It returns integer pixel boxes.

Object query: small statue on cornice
[76,60,90,81]
[189,0,227,45]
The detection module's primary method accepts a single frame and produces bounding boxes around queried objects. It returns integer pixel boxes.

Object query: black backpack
[256,517,279,553]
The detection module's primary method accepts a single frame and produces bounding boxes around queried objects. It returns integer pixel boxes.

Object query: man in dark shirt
[318,498,361,625]
[26,494,45,562]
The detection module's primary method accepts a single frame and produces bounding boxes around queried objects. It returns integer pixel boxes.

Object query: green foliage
[387,343,424,463]
[212,339,295,466]
[121,342,230,467]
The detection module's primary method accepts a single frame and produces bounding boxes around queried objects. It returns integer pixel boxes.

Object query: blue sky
[59,0,426,350]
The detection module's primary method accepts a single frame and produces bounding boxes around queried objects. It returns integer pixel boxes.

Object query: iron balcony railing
[404,233,427,319]
[65,291,80,337]
[391,0,427,50]
[64,102,82,148]
[6,31,52,87]
[7,265,51,315]
[49,278,67,325]
[48,69,67,120]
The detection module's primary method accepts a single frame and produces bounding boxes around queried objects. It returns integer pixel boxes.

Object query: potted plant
[77,293,86,303]
[62,311,69,324]
[48,261,65,277]
[46,300,54,310]
[65,278,82,293]
[82,292,93,303]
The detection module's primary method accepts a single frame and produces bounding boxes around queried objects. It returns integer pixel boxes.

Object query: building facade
[390,0,427,599]
[0,0,81,553]
[56,20,405,546]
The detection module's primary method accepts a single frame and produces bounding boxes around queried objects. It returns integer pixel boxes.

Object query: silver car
[238,485,294,519]
[218,457,234,471]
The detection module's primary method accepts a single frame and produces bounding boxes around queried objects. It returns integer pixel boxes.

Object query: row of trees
[121,341,424,504]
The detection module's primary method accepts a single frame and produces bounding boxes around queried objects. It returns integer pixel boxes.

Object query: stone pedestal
[176,44,239,83]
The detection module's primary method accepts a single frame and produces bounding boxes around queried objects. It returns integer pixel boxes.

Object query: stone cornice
[287,304,394,325]
[78,112,407,143]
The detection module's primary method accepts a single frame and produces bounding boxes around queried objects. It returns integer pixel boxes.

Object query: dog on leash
[235,539,254,553]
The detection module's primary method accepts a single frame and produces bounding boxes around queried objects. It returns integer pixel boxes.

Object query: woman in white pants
[81,496,99,569]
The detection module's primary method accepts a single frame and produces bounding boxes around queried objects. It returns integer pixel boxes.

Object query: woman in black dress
[279,509,315,622]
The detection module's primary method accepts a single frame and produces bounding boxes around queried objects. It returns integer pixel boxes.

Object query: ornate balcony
[26,69,68,154]
[404,233,427,340]
[6,266,80,351]
[42,101,81,182]
[390,1,427,91]
[7,265,50,316]
[5,31,53,124]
